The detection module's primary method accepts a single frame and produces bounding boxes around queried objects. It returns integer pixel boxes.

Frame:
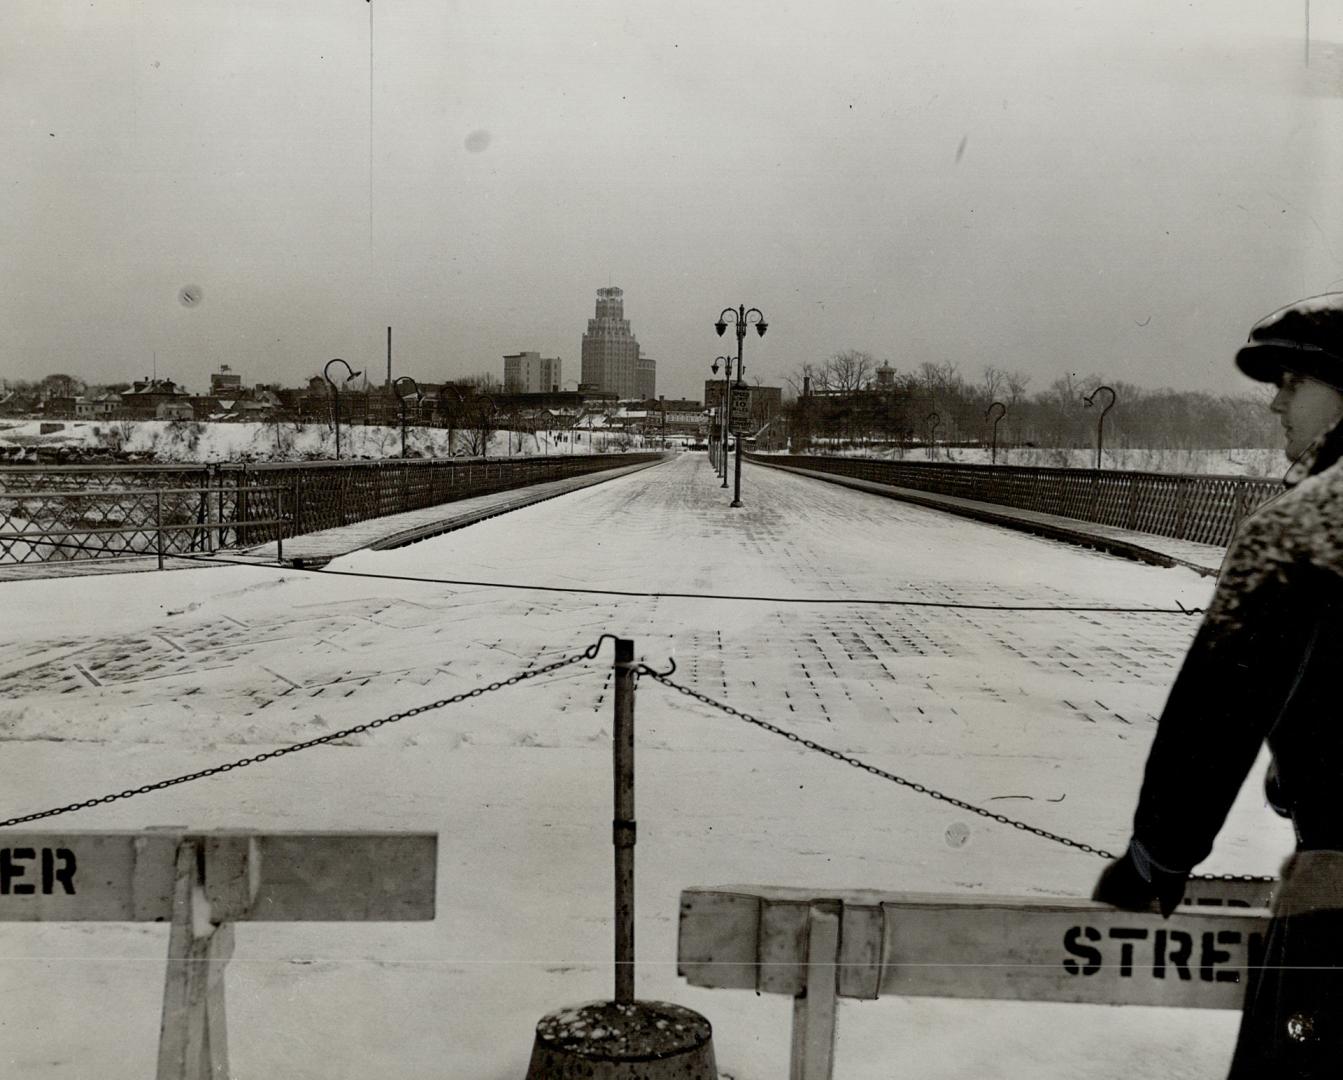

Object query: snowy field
[0,454,1291,1078]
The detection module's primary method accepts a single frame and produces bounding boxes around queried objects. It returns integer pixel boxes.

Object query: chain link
[644,672,1276,884]
[0,643,604,830]
[1,635,1277,887]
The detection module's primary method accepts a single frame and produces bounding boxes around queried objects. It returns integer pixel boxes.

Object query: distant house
[75,393,121,419]
[45,395,80,418]
[0,391,39,417]
[121,378,192,419]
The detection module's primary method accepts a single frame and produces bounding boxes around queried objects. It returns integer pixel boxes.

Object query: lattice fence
[0,454,659,564]
[754,455,1282,547]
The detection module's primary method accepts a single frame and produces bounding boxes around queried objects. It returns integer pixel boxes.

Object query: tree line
[782,351,1281,450]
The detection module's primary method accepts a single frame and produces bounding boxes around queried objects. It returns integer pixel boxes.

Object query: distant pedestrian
[1092,293,1343,1077]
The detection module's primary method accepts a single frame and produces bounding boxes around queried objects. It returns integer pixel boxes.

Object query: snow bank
[0,419,651,464]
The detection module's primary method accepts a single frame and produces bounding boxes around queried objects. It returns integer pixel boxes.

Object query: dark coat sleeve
[1130,512,1312,872]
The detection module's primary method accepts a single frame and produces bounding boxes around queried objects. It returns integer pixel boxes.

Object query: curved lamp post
[714,306,768,508]
[323,358,363,459]
[1082,385,1117,469]
[926,411,941,460]
[392,376,421,458]
[985,401,1007,465]
[710,355,733,484]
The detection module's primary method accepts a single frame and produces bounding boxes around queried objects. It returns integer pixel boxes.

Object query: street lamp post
[985,401,1007,465]
[714,306,768,508]
[393,376,421,458]
[1083,385,1117,469]
[323,358,363,460]
[711,355,732,484]
[926,411,941,460]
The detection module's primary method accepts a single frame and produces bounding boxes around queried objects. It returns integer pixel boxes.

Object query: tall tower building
[581,287,647,399]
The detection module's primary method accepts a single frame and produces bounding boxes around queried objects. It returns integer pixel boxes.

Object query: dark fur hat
[1236,294,1343,389]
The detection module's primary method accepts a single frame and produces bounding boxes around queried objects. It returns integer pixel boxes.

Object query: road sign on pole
[729,388,752,435]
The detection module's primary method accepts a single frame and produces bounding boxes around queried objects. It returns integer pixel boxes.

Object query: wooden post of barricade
[0,830,436,1080]
[789,903,841,1080]
[678,880,1277,1080]
[157,837,244,1079]
[525,639,718,1080]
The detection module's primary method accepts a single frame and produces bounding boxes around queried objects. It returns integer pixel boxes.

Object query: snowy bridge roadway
[0,453,1291,1079]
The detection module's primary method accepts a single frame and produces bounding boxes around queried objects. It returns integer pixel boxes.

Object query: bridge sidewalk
[754,459,1230,577]
[241,455,665,568]
[0,456,665,581]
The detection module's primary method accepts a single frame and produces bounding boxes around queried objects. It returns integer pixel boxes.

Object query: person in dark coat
[1092,293,1343,1078]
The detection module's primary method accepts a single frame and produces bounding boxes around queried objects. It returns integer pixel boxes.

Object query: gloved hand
[1092,843,1187,918]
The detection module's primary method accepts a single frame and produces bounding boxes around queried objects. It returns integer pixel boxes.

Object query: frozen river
[0,453,1291,1078]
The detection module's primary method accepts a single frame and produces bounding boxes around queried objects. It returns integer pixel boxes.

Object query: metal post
[1083,385,1117,470]
[613,637,636,1003]
[325,359,362,462]
[400,402,407,458]
[731,331,745,507]
[721,364,730,486]
[716,305,767,506]
[237,467,249,549]
[985,402,1006,465]
[155,490,165,570]
[276,490,285,566]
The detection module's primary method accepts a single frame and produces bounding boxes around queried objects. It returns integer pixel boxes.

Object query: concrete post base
[525,1000,716,1080]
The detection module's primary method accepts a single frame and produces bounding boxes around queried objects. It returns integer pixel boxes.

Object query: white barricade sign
[678,881,1274,1080]
[0,830,437,1080]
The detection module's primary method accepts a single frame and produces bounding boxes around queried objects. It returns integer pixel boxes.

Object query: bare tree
[827,349,875,393]
[980,366,1006,404]
[784,361,822,399]
[41,373,84,399]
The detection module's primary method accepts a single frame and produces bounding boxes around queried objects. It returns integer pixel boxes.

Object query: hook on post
[585,633,622,660]
[925,411,941,460]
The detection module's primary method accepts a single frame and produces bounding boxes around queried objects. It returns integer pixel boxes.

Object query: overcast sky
[4,1,1342,400]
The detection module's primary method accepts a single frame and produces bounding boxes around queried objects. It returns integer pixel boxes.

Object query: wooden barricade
[678,878,1274,1080]
[0,830,437,1080]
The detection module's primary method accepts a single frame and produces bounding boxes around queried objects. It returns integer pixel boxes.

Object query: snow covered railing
[0,830,436,1080]
[678,882,1273,1080]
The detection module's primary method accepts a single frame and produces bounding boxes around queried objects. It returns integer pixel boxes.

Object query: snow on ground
[0,419,646,463]
[0,455,1292,1078]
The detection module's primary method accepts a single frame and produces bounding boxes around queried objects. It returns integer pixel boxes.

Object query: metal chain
[0,641,607,830]
[643,671,1275,884]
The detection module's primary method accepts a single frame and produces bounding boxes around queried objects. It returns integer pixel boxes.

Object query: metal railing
[0,484,288,568]
[0,453,662,565]
[753,454,1283,547]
